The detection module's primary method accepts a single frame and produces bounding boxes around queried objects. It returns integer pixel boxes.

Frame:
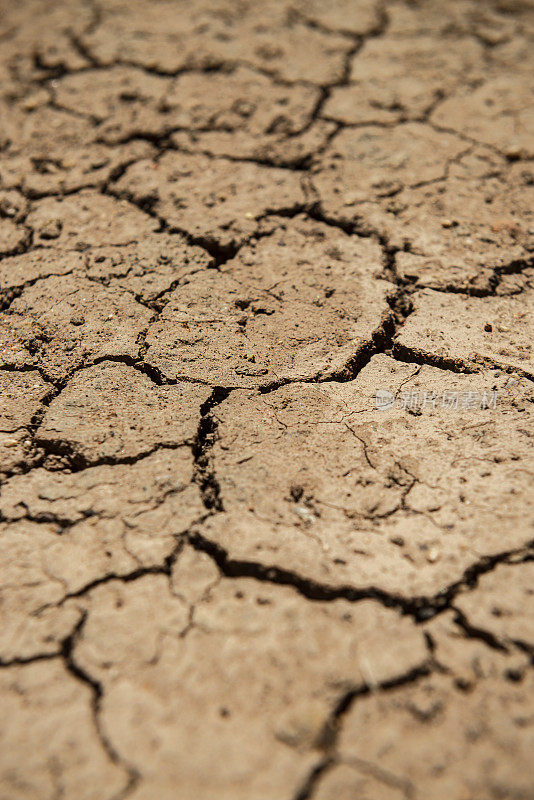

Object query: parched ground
[0,0,533,798]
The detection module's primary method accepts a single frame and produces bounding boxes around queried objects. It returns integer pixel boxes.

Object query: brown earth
[0,1,533,799]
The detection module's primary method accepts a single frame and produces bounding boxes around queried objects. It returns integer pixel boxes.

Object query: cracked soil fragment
[114,151,307,249]
[37,362,211,465]
[332,670,534,800]
[144,216,392,386]
[0,660,128,800]
[200,354,534,598]
[311,123,468,219]
[70,562,427,800]
[396,289,534,374]
[0,275,153,382]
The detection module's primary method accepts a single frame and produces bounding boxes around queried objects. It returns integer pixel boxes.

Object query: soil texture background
[0,0,533,798]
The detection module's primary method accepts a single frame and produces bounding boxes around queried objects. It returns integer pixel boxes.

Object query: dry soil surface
[0,1,533,799]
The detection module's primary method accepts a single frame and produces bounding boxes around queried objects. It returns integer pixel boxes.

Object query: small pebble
[39,218,62,239]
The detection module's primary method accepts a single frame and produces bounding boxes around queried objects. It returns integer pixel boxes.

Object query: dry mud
[0,1,533,799]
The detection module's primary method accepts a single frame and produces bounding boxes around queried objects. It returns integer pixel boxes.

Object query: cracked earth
[0,0,533,798]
